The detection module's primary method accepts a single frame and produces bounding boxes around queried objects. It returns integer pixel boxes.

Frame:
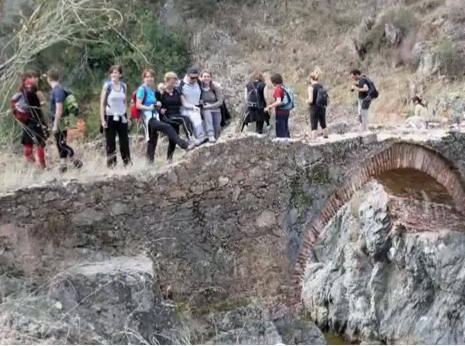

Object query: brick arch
[290,142,465,305]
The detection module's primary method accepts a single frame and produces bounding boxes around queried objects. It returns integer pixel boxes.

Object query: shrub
[434,40,465,80]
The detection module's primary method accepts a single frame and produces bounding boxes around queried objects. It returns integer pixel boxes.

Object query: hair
[412,96,426,108]
[201,70,212,77]
[187,66,199,75]
[109,64,122,75]
[309,67,322,82]
[47,68,61,82]
[157,83,166,92]
[270,73,283,85]
[164,71,178,82]
[250,72,264,83]
[350,69,362,76]
[141,68,155,81]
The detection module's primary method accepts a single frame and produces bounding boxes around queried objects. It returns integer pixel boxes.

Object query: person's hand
[192,106,200,112]
[156,101,162,109]
[101,120,108,129]
[52,124,59,134]
[264,106,269,112]
[160,108,166,115]
[351,85,356,91]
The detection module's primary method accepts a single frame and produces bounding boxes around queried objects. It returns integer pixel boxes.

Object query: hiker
[307,68,328,140]
[350,69,378,133]
[264,73,293,138]
[100,64,131,168]
[180,67,207,145]
[136,68,193,164]
[160,71,195,163]
[47,68,83,173]
[200,70,224,142]
[11,73,48,168]
[244,72,268,134]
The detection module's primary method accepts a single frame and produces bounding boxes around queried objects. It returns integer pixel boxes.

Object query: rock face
[302,181,465,344]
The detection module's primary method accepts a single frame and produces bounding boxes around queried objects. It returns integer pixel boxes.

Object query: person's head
[187,66,200,84]
[270,73,283,87]
[109,64,122,82]
[46,68,61,86]
[309,67,322,83]
[350,69,362,81]
[141,68,155,86]
[24,70,41,87]
[250,71,264,83]
[164,71,178,88]
[201,70,212,87]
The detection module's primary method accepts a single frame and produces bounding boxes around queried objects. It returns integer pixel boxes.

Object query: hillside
[1,0,465,140]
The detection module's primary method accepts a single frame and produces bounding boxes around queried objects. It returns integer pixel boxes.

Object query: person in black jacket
[244,72,268,134]
[159,72,194,163]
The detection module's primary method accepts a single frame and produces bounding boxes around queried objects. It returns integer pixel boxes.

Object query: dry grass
[0,136,176,194]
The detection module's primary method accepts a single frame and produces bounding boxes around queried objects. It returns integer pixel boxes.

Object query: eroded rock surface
[303,182,465,344]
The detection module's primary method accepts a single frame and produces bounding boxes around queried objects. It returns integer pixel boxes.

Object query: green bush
[434,40,465,80]
[4,2,190,142]
[366,8,419,51]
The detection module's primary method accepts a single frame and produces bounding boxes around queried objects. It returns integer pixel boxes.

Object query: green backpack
[61,90,79,129]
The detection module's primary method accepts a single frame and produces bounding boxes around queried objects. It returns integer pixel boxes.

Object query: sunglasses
[189,76,199,80]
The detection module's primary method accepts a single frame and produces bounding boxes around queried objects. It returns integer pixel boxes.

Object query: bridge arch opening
[291,142,465,304]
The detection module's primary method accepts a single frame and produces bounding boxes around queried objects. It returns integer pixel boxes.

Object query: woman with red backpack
[11,72,49,168]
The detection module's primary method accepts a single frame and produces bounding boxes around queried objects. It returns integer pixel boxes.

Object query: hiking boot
[73,159,83,169]
[186,140,196,151]
[208,135,216,143]
[59,164,68,174]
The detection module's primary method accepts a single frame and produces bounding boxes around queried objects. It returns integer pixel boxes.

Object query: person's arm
[100,85,108,128]
[244,87,248,103]
[352,80,369,92]
[265,97,282,111]
[181,94,200,111]
[136,88,154,111]
[52,103,64,134]
[307,85,314,104]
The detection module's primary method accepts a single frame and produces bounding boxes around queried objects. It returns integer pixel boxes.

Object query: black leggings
[54,130,74,159]
[146,118,188,163]
[105,116,131,167]
[310,106,327,131]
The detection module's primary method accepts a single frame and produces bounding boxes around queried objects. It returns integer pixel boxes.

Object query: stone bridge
[1,132,464,309]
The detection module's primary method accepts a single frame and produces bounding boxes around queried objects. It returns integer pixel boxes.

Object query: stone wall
[1,133,464,306]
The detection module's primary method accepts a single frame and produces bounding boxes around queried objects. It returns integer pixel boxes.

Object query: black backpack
[246,82,264,109]
[363,76,379,99]
[315,85,329,108]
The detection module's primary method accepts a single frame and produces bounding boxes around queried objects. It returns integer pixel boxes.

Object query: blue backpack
[279,86,295,111]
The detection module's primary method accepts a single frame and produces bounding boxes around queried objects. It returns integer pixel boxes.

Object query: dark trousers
[147,118,188,163]
[105,116,131,167]
[310,106,327,131]
[275,114,290,138]
[167,123,180,160]
[256,120,265,134]
[54,130,75,159]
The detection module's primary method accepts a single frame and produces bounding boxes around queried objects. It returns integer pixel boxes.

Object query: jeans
[203,109,222,138]
[275,114,290,138]
[358,98,371,132]
[105,115,131,167]
[146,117,188,163]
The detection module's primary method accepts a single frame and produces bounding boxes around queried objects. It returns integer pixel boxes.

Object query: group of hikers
[11,65,379,171]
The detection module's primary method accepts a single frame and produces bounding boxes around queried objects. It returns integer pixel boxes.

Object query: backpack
[11,92,30,124]
[279,86,295,111]
[63,89,79,117]
[130,86,147,120]
[364,76,379,99]
[315,85,329,108]
[246,82,263,109]
[103,81,127,110]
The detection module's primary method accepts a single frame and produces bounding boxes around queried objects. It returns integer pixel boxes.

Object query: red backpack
[130,86,147,120]
[10,92,30,124]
